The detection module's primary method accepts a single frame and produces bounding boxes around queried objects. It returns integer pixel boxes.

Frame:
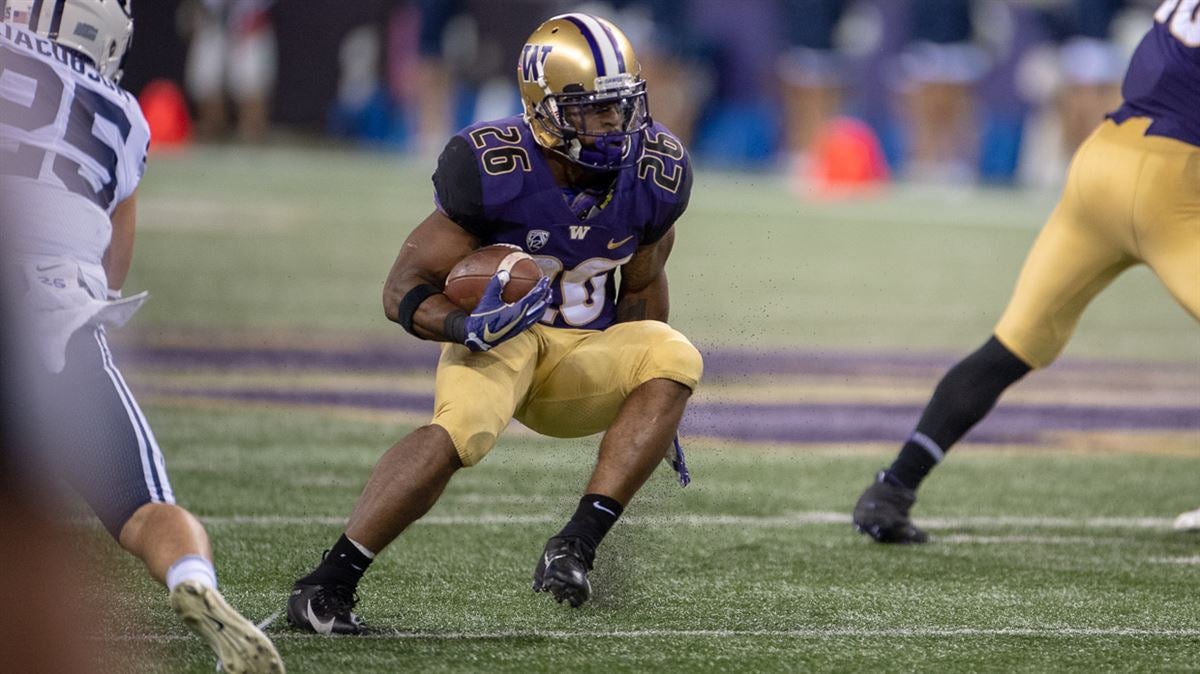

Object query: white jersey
[0,23,150,295]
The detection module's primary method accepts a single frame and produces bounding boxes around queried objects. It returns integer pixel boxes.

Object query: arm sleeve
[641,154,692,245]
[431,135,490,238]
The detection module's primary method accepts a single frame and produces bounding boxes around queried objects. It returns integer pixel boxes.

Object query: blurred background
[125,0,1157,190]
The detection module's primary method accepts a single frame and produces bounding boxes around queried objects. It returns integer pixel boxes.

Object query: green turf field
[82,145,1198,672]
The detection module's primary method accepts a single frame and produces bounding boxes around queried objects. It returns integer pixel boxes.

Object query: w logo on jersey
[569,225,591,240]
[520,44,553,83]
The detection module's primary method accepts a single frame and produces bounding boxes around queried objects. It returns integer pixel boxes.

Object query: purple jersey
[432,115,691,331]
[1108,1,1200,147]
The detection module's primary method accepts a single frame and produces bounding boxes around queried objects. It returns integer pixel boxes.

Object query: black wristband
[444,310,468,344]
[396,283,441,336]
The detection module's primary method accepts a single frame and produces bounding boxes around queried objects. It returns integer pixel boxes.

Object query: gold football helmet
[517,13,650,171]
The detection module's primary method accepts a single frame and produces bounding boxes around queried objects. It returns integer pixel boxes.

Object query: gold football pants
[995,117,1200,368]
[431,320,703,466]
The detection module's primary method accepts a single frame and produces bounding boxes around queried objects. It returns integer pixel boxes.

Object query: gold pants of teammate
[995,117,1200,369]
[431,320,703,467]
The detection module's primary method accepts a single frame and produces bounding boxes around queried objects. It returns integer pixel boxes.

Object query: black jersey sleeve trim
[432,135,489,238]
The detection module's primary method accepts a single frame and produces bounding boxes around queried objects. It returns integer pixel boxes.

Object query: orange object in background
[807,117,889,197]
[138,79,193,150]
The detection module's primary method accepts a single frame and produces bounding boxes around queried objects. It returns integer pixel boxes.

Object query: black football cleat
[286,582,368,635]
[853,470,929,544]
[532,536,594,608]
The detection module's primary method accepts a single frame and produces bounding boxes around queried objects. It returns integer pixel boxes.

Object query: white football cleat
[170,580,285,673]
[1173,508,1200,532]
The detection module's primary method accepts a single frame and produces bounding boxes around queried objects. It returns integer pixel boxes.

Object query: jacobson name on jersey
[0,23,150,296]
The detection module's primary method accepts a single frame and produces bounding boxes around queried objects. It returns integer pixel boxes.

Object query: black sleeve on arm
[432,135,489,238]
[642,157,693,245]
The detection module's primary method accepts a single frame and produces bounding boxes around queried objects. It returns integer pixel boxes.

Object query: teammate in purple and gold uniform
[852,0,1200,544]
[287,13,703,632]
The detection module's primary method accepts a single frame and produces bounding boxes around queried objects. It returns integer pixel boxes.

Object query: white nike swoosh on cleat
[592,501,617,516]
[306,599,337,635]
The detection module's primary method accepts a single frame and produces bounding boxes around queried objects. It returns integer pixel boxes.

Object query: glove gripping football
[459,272,550,352]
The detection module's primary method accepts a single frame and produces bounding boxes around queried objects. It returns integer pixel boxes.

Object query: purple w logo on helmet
[519,44,553,83]
[517,14,651,171]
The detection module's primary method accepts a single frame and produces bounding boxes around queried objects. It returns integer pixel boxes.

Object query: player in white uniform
[0,2,283,671]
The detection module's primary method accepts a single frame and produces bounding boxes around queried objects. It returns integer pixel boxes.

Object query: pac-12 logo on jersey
[520,44,553,83]
[527,229,550,251]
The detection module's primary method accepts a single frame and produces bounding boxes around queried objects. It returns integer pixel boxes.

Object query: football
[444,244,544,311]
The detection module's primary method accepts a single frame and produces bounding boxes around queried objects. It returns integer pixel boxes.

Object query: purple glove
[460,272,551,352]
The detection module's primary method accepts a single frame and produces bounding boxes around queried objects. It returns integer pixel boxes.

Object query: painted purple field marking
[143,386,1199,446]
[112,340,1200,381]
[120,337,1198,445]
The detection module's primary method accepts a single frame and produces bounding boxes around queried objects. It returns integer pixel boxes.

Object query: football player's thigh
[39,328,174,539]
[431,332,539,467]
[1135,146,1200,320]
[995,127,1137,369]
[517,321,702,438]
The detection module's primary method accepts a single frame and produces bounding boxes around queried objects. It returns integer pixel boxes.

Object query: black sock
[888,336,1031,490]
[887,438,941,490]
[555,494,624,552]
[297,534,374,588]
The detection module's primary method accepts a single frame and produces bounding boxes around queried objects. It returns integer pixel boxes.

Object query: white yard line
[200,511,1176,530]
[934,534,1121,545]
[101,626,1200,643]
[1148,556,1200,565]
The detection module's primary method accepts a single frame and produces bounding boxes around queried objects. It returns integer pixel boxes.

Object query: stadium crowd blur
[125,0,1158,188]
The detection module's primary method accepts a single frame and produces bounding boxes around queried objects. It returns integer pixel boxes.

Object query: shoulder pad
[637,123,691,204]
[458,119,536,206]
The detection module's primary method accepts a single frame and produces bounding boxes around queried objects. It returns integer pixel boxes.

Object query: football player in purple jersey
[288,13,703,633]
[853,0,1200,544]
